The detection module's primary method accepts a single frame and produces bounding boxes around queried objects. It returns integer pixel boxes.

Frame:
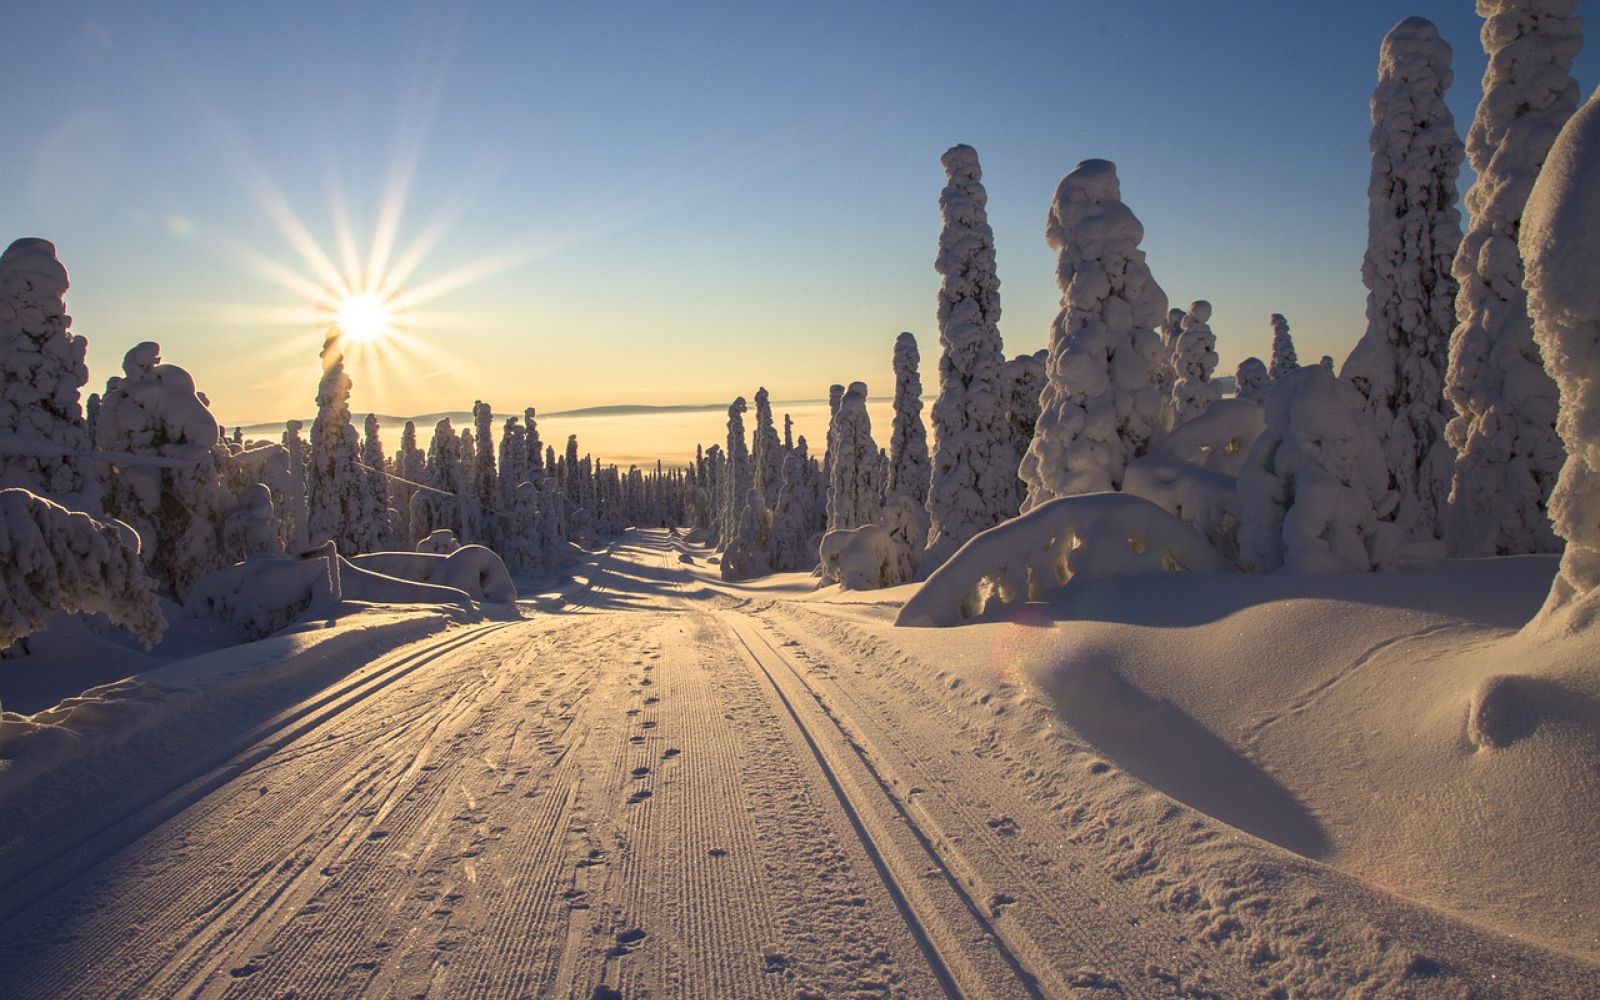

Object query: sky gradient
[8,1,1598,429]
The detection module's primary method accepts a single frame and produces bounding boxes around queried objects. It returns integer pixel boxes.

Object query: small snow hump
[1468,675,1537,749]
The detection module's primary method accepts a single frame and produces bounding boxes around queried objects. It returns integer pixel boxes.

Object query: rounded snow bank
[351,545,517,605]
[1523,84,1600,628]
[896,493,1232,627]
[819,524,904,591]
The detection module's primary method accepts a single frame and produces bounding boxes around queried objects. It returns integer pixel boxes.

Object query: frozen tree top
[1380,17,1455,87]
[940,143,982,181]
[1,238,69,297]
[1048,159,1144,252]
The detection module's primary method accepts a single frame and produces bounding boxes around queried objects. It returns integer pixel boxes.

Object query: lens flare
[337,293,392,343]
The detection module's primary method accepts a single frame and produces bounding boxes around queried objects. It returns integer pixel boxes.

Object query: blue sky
[6,1,1596,423]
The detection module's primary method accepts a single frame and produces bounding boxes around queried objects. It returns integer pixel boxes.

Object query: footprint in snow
[661,748,681,759]
[627,789,653,804]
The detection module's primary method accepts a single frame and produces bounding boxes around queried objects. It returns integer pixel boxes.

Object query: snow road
[0,532,1596,998]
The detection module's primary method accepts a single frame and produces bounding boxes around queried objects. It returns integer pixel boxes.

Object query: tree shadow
[1041,654,1332,860]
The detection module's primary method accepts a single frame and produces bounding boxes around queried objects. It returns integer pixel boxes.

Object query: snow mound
[897,493,1232,627]
[416,528,460,553]
[1123,455,1240,561]
[184,545,341,642]
[0,488,164,649]
[349,545,516,605]
[1155,397,1264,476]
[818,524,904,591]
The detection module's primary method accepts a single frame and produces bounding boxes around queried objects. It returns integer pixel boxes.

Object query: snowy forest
[5,4,1600,998]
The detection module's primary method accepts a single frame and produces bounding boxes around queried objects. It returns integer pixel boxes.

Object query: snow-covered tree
[1171,301,1221,427]
[96,342,227,597]
[721,397,752,548]
[358,413,395,551]
[281,420,310,551]
[1444,0,1580,558]
[1021,159,1170,505]
[393,421,425,546]
[887,332,931,507]
[925,144,1015,566]
[1156,306,1186,400]
[1268,313,1298,381]
[821,383,844,490]
[999,350,1045,515]
[1521,83,1600,627]
[415,417,467,540]
[769,438,817,571]
[1235,357,1271,403]
[721,487,770,581]
[0,488,165,649]
[1237,366,1398,574]
[751,387,783,507]
[306,332,368,554]
[1343,16,1465,540]
[0,238,98,509]
[524,408,544,477]
[471,401,497,546]
[826,382,883,531]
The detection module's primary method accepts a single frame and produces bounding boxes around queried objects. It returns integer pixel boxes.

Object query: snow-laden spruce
[471,401,497,546]
[1000,350,1045,515]
[826,381,883,531]
[1170,300,1221,427]
[720,397,752,549]
[924,145,1015,567]
[751,387,783,508]
[96,342,227,597]
[1235,357,1270,403]
[1156,307,1185,399]
[887,332,930,507]
[1521,84,1600,629]
[358,414,395,552]
[0,239,98,509]
[307,333,369,555]
[393,420,425,547]
[1237,366,1398,574]
[896,493,1231,628]
[1445,0,1580,557]
[1268,313,1297,382]
[1020,159,1170,505]
[281,420,310,552]
[0,487,164,649]
[1343,16,1465,540]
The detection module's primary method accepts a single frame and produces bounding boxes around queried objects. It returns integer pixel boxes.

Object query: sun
[336,293,392,343]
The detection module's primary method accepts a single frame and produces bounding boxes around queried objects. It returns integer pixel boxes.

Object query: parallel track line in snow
[723,616,978,1000]
[0,619,520,930]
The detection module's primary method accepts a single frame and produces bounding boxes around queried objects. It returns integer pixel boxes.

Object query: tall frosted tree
[1343,16,1465,540]
[721,396,752,548]
[887,332,930,506]
[1021,159,1170,505]
[1268,313,1298,381]
[924,144,1014,566]
[1445,0,1580,557]
[999,350,1045,515]
[358,413,395,551]
[394,420,425,545]
[1170,301,1221,427]
[0,238,97,509]
[307,333,366,553]
[281,420,310,551]
[524,408,544,477]
[826,382,883,531]
[471,400,497,545]
[1522,82,1600,628]
[751,387,783,507]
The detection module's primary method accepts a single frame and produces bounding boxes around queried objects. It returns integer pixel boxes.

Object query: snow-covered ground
[1,529,1595,998]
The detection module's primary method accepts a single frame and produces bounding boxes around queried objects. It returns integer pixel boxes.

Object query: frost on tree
[1445,0,1580,558]
[887,332,930,507]
[720,397,752,549]
[358,413,395,551]
[1020,159,1170,506]
[1237,367,1398,574]
[1170,301,1221,428]
[999,350,1045,515]
[769,438,819,571]
[1521,84,1600,629]
[751,387,783,508]
[0,488,165,649]
[0,238,98,509]
[1155,307,1185,399]
[826,382,883,532]
[721,487,770,581]
[470,401,497,546]
[281,420,310,551]
[1235,357,1270,403]
[96,342,227,597]
[1343,16,1465,540]
[925,144,1015,567]
[394,420,426,547]
[306,333,370,555]
[1268,313,1298,381]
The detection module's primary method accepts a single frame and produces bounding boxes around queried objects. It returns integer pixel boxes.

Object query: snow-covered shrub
[880,493,929,582]
[1268,313,1298,381]
[818,524,903,591]
[336,557,473,607]
[220,483,280,565]
[721,487,770,582]
[0,487,164,649]
[1155,398,1266,477]
[184,543,341,642]
[1122,456,1241,562]
[887,332,930,507]
[925,144,1015,566]
[1170,301,1221,427]
[1521,84,1600,628]
[96,342,227,597]
[417,528,460,553]
[1343,16,1464,540]
[1235,357,1270,403]
[826,382,883,531]
[1020,159,1170,504]
[1444,0,1579,557]
[1237,367,1398,574]
[0,238,98,509]
[349,545,516,605]
[896,493,1231,628]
